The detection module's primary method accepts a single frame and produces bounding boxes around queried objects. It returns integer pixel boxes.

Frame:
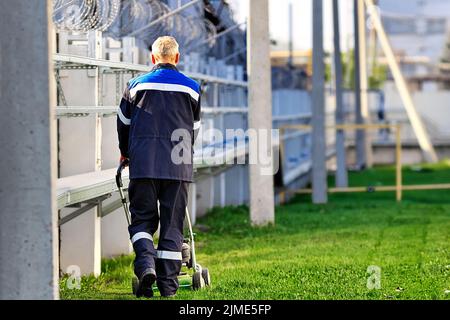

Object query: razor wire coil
[53,0,218,53]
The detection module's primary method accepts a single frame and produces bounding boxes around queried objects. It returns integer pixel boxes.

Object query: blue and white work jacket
[117,63,201,182]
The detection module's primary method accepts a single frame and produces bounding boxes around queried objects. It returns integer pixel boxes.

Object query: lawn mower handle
[115,159,202,276]
[116,158,131,226]
[116,158,129,189]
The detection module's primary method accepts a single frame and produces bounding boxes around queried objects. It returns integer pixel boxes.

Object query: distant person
[298,68,308,90]
[377,92,389,140]
[117,36,201,298]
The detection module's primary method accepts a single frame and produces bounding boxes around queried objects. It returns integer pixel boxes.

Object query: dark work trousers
[128,178,189,296]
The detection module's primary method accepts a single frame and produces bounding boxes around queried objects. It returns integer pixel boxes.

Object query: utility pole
[333,0,349,188]
[368,0,379,76]
[247,0,275,225]
[353,0,367,169]
[358,0,374,168]
[0,0,58,299]
[288,1,294,68]
[312,0,328,204]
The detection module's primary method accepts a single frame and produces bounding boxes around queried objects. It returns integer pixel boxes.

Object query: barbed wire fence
[53,0,218,53]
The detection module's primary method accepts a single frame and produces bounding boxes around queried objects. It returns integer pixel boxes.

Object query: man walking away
[117,36,201,298]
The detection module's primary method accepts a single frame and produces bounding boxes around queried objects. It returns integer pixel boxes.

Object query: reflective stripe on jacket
[117,63,201,182]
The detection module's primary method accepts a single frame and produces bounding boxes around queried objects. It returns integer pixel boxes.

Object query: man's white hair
[151,36,179,60]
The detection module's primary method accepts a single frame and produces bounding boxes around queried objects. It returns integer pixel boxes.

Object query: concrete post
[312,0,328,204]
[218,83,226,208]
[288,2,294,68]
[357,0,373,168]
[0,0,58,299]
[353,0,367,169]
[89,30,102,276]
[247,0,275,225]
[333,0,349,188]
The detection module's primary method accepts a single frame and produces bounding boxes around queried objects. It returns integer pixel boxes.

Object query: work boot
[136,268,156,298]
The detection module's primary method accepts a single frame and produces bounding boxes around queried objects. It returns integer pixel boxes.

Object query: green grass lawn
[60,161,450,300]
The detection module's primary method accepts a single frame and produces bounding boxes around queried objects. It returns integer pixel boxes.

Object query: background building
[378,0,450,89]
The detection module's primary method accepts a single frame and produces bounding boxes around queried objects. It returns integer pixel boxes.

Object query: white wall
[58,33,134,276]
[383,82,450,143]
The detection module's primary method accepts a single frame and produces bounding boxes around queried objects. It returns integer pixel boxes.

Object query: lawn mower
[115,159,211,295]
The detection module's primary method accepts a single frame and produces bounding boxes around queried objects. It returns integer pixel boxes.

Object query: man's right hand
[120,155,129,166]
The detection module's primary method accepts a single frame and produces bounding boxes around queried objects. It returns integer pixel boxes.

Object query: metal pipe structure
[364,0,438,163]
[332,0,349,188]
[53,53,248,87]
[87,30,103,277]
[280,123,404,202]
[311,0,328,204]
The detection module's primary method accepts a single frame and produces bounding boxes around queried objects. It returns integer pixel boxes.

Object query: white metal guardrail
[54,53,321,222]
[56,140,249,212]
[54,53,248,87]
[55,106,249,117]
